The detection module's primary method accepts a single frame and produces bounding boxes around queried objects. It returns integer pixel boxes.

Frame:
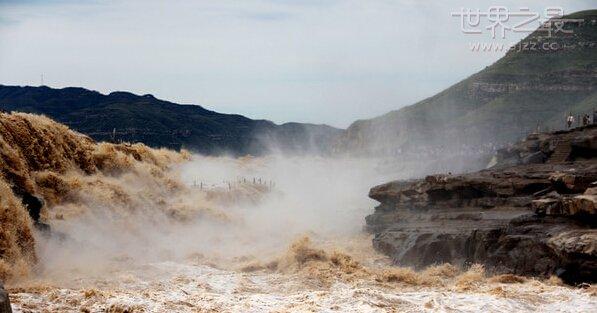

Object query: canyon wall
[366,125,597,284]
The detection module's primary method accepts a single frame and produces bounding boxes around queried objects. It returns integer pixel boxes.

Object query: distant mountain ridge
[0,85,341,155]
[335,10,597,155]
[2,11,595,157]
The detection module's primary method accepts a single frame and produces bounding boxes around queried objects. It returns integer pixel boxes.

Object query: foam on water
[9,257,596,312]
[2,113,595,312]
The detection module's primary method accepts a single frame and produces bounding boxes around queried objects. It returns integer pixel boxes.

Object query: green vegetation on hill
[0,86,341,155]
[337,10,597,155]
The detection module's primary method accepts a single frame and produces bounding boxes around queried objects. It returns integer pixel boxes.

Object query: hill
[0,85,341,155]
[336,10,597,156]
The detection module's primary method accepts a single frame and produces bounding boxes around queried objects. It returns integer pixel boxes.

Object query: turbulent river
[7,155,596,312]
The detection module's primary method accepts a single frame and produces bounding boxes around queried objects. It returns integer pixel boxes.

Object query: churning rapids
[0,113,595,312]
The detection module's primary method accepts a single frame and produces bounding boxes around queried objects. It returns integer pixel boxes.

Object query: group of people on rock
[566,110,597,129]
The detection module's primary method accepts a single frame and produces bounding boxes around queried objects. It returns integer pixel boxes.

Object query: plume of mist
[0,111,461,286]
[0,112,189,282]
[34,152,400,284]
[335,112,499,174]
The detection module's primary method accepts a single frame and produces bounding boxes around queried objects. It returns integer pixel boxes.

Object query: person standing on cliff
[566,113,574,129]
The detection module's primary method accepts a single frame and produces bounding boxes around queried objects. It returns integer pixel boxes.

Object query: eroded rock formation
[0,283,11,313]
[366,125,597,284]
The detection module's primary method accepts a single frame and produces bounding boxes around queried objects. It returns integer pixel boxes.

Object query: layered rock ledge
[366,125,596,284]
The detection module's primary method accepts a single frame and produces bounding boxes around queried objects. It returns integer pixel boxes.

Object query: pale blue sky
[0,0,594,127]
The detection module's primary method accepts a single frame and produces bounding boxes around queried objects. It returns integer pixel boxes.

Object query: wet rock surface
[366,126,597,284]
[0,284,12,313]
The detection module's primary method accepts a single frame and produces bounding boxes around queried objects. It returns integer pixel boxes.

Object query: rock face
[366,126,597,284]
[0,284,11,313]
[492,124,597,168]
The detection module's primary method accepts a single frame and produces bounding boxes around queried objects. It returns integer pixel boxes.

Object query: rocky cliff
[366,125,597,284]
[0,283,10,313]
